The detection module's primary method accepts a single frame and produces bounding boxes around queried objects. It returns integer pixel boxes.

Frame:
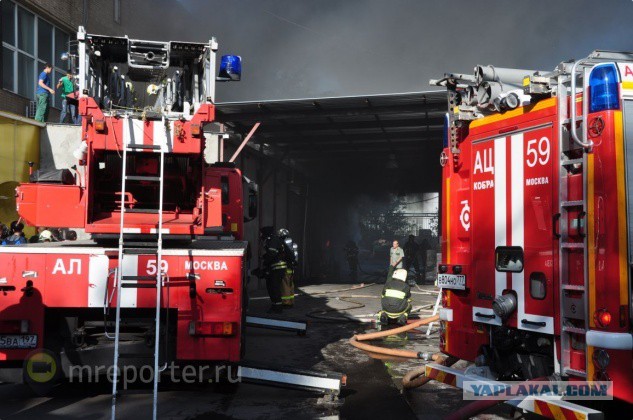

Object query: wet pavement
[0,270,530,419]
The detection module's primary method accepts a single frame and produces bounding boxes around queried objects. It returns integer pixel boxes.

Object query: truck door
[470,119,557,334]
[507,121,556,334]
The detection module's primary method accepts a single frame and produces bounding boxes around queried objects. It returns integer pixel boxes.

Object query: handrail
[569,60,594,149]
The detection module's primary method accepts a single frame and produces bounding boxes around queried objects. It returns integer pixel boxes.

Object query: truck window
[495,246,524,272]
[529,272,547,300]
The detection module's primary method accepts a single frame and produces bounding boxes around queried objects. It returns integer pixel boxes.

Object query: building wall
[0,0,156,121]
[0,116,41,236]
[39,123,81,171]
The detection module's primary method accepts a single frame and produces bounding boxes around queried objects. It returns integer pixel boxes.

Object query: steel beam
[237,363,345,395]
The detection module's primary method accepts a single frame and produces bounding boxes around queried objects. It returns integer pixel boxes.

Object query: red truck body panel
[0,243,245,363]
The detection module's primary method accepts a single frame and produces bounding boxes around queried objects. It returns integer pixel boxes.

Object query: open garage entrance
[216,91,447,283]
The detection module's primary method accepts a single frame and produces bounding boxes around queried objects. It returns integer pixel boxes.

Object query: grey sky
[130,0,633,102]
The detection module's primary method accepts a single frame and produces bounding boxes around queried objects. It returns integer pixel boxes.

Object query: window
[2,47,13,90]
[38,20,53,64]
[17,53,35,98]
[495,246,524,273]
[2,0,15,46]
[1,0,72,108]
[54,28,69,69]
[17,7,35,54]
[529,272,547,300]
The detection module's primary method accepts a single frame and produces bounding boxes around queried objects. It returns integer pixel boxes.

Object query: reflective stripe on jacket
[271,261,287,270]
[384,289,407,299]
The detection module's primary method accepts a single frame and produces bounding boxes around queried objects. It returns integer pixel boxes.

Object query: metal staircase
[556,67,591,379]
[111,116,167,420]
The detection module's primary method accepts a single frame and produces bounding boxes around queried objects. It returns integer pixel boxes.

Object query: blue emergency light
[219,55,242,81]
[589,63,620,113]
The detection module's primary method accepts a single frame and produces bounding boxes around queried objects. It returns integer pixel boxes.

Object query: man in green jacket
[57,72,78,124]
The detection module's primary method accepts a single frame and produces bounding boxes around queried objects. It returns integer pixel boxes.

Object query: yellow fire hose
[348,314,439,359]
[348,314,461,390]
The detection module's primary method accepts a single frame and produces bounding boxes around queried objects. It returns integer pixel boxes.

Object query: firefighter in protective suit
[278,228,298,307]
[379,268,412,325]
[259,226,286,313]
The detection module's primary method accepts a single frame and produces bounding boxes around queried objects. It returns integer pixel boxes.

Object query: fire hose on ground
[348,314,460,391]
[348,314,440,359]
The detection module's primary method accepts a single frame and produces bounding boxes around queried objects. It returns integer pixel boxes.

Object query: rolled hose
[349,314,439,359]
[401,355,459,389]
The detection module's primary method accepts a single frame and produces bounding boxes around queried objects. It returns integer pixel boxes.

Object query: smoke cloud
[119,0,633,102]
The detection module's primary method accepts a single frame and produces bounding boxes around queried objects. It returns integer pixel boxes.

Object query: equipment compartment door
[511,122,556,334]
[470,138,501,326]
[469,120,557,334]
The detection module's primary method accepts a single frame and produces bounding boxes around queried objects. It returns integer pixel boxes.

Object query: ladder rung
[126,208,160,213]
[122,241,159,247]
[121,283,156,289]
[122,275,156,281]
[126,144,161,150]
[563,367,587,378]
[123,248,158,255]
[562,284,585,291]
[562,325,586,334]
[561,200,584,208]
[561,242,584,249]
[125,175,161,182]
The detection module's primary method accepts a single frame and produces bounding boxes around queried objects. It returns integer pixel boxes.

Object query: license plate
[437,274,466,290]
[0,334,37,349]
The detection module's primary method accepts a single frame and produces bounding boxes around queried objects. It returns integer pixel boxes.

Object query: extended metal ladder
[111,116,167,420]
[556,66,591,379]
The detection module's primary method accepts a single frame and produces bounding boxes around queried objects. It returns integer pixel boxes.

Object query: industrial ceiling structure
[216,91,447,193]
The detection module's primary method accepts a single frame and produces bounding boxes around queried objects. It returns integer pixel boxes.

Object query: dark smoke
[116,0,633,102]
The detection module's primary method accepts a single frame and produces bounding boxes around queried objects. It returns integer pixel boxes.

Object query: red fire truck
[0,27,258,414]
[427,51,633,418]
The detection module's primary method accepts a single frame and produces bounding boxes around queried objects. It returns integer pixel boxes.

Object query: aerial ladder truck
[0,28,342,419]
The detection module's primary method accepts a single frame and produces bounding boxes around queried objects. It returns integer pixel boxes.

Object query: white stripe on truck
[494,136,507,297]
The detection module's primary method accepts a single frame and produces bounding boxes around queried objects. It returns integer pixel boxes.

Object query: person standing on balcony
[57,72,78,124]
[34,63,54,123]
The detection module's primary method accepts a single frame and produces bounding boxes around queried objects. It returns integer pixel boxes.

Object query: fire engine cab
[428,51,633,417]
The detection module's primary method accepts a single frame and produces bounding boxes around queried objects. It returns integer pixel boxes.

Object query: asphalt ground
[0,268,534,419]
